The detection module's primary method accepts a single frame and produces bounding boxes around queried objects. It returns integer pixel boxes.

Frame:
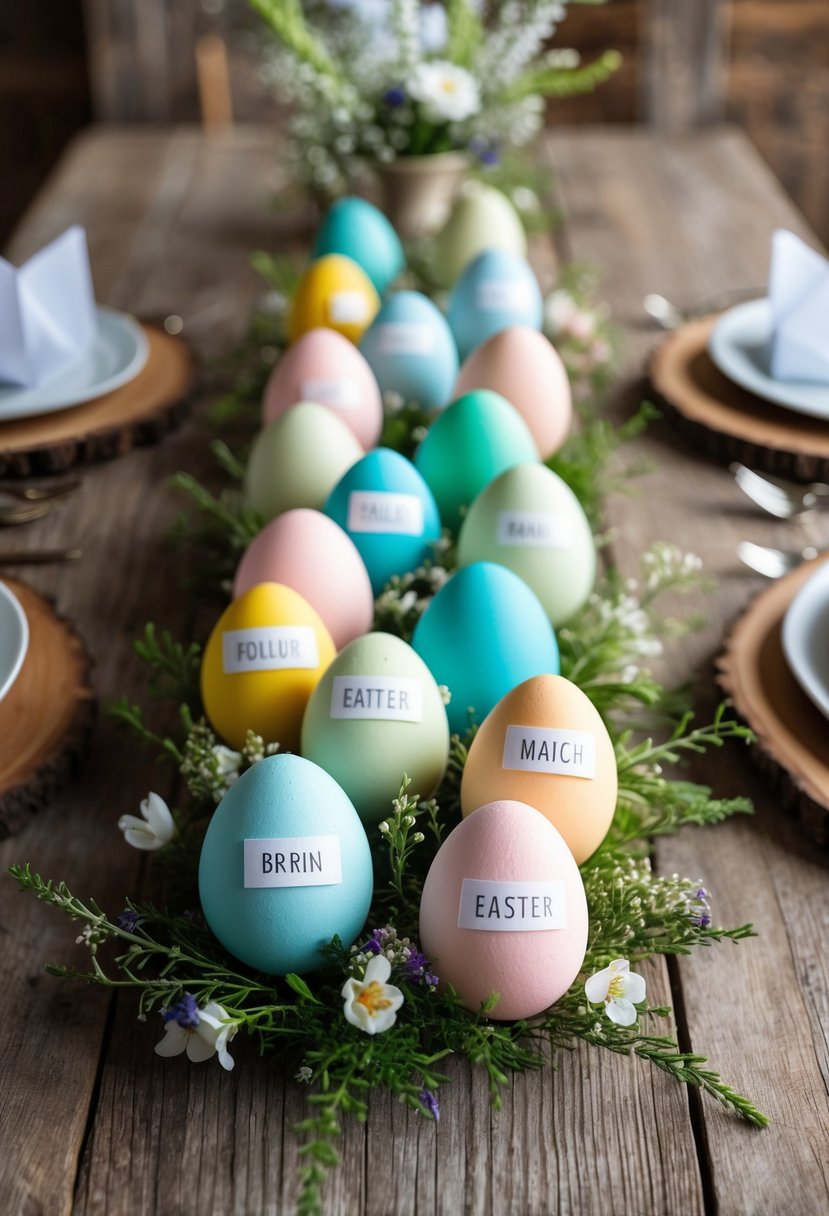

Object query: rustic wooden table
[1,125,827,1216]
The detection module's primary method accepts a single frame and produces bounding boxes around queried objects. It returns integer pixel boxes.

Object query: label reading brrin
[328,291,371,324]
[503,725,596,779]
[458,879,567,932]
[347,490,424,535]
[496,510,569,549]
[222,626,319,674]
[244,835,342,888]
[330,675,423,722]
[476,280,534,311]
[300,377,360,410]
[377,322,435,357]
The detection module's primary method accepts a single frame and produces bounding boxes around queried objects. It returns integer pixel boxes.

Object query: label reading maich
[476,281,534,312]
[496,510,569,549]
[300,377,360,410]
[328,291,372,325]
[503,725,596,779]
[347,490,424,535]
[330,675,423,722]
[458,878,567,932]
[377,323,435,357]
[244,835,342,888]
[222,626,319,674]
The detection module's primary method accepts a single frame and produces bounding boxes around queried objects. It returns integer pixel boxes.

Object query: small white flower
[438,683,452,705]
[341,954,404,1035]
[117,792,176,851]
[154,1000,237,1070]
[212,745,242,776]
[295,1064,313,1084]
[585,958,646,1027]
[406,60,481,124]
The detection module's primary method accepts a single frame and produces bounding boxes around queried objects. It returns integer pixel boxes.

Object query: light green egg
[301,631,450,827]
[457,463,596,626]
[437,183,527,283]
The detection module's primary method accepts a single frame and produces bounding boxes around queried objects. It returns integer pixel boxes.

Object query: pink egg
[233,509,375,650]
[419,799,588,1020]
[453,326,572,460]
[262,327,383,450]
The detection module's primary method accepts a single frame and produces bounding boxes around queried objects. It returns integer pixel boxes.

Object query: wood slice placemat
[717,554,829,846]
[0,578,95,837]
[649,316,829,482]
[0,324,196,478]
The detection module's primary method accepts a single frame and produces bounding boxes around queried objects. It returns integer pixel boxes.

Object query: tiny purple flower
[419,1088,440,1122]
[695,888,710,902]
[690,913,712,929]
[405,949,439,988]
[383,85,406,107]
[361,927,389,955]
[163,993,200,1029]
[469,137,499,166]
[117,908,139,933]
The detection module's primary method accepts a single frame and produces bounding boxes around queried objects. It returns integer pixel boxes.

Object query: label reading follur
[222,626,319,674]
[328,291,371,324]
[502,725,595,779]
[496,510,569,548]
[458,878,567,931]
[330,675,423,722]
[244,835,342,888]
[347,491,424,535]
[300,377,360,410]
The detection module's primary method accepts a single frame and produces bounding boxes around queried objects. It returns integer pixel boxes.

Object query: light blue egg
[324,447,442,595]
[359,291,458,411]
[198,754,373,975]
[448,250,543,360]
[411,561,560,735]
[312,196,405,296]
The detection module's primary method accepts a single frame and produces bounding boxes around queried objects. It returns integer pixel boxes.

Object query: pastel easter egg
[243,402,364,522]
[312,196,405,296]
[414,389,538,533]
[411,561,560,737]
[289,253,380,344]
[448,250,543,360]
[359,291,458,411]
[262,328,383,450]
[324,447,442,596]
[301,631,450,826]
[200,583,336,752]
[199,754,373,974]
[454,326,572,459]
[457,463,595,625]
[460,674,617,865]
[419,799,588,1019]
[436,182,527,282]
[233,509,374,650]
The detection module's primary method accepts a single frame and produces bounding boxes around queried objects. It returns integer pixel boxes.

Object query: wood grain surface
[0,125,827,1216]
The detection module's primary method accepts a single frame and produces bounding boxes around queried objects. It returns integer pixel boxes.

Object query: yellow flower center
[357,981,393,1017]
[607,974,626,1000]
[440,79,457,94]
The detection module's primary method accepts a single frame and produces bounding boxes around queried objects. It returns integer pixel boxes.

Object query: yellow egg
[289,254,380,344]
[460,674,617,864]
[201,583,336,752]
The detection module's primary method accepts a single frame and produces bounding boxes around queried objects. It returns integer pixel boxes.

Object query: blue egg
[312,196,405,296]
[198,754,373,975]
[359,291,458,411]
[448,250,543,360]
[411,561,560,735]
[324,447,442,595]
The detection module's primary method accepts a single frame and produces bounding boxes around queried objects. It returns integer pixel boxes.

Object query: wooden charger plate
[0,324,196,477]
[717,554,829,846]
[649,316,829,482]
[0,578,95,837]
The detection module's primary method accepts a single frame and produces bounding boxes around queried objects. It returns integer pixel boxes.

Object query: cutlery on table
[0,547,82,565]
[643,287,765,331]
[731,463,829,519]
[737,540,821,578]
[0,478,81,503]
[0,498,74,526]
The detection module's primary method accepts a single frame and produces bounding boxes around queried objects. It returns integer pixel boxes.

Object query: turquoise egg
[198,754,373,975]
[359,291,458,411]
[312,196,405,296]
[448,250,543,360]
[324,447,442,595]
[411,561,560,736]
[414,389,539,533]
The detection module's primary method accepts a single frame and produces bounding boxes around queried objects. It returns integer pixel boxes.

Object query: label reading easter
[243,835,342,888]
[222,626,319,674]
[347,491,424,535]
[496,510,569,549]
[458,879,567,932]
[328,291,372,324]
[330,675,423,722]
[377,323,435,356]
[476,281,534,311]
[300,377,360,410]
[503,725,596,779]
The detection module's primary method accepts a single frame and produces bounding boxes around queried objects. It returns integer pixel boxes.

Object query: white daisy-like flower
[406,60,481,124]
[117,792,176,851]
[341,954,404,1035]
[585,958,647,1027]
[154,998,238,1071]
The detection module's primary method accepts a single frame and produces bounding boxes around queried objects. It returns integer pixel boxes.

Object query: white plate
[0,581,29,704]
[0,306,149,422]
[708,298,829,420]
[782,558,829,721]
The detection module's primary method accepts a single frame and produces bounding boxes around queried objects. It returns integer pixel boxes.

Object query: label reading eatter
[458,879,567,931]
[347,491,424,535]
[496,510,569,548]
[503,725,595,779]
[222,626,319,674]
[330,675,423,722]
[244,835,342,888]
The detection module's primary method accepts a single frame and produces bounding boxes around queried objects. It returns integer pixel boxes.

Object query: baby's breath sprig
[376,777,429,913]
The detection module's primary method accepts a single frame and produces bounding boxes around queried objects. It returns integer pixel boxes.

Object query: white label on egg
[330,675,423,722]
[347,490,424,535]
[496,511,569,548]
[244,835,342,888]
[503,725,595,779]
[300,377,360,410]
[476,281,534,311]
[328,291,371,324]
[222,626,319,674]
[377,323,435,356]
[457,879,567,932]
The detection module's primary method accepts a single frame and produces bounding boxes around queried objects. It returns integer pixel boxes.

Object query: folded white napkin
[0,226,96,388]
[769,229,829,384]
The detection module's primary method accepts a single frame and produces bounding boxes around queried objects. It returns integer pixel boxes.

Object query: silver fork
[731,463,829,519]
[737,540,821,578]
